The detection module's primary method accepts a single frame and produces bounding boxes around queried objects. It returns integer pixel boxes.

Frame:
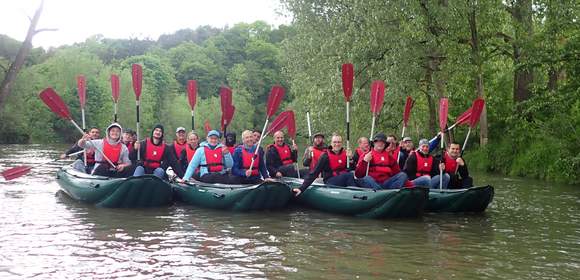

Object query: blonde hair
[242,130,253,139]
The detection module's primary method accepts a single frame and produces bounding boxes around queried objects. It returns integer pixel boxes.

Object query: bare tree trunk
[511,0,534,103]
[0,0,55,111]
[468,2,488,146]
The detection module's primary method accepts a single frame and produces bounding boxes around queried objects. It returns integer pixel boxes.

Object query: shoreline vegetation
[0,1,578,185]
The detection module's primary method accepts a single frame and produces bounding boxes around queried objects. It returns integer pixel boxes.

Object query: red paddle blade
[286,110,297,139]
[266,86,285,118]
[370,80,386,115]
[204,120,211,134]
[220,86,233,114]
[456,107,472,126]
[439,98,449,132]
[403,96,414,126]
[2,166,32,181]
[111,74,120,102]
[132,64,143,100]
[77,75,86,108]
[227,105,235,123]
[187,80,197,110]
[342,63,354,102]
[39,88,72,120]
[267,111,290,135]
[469,98,485,128]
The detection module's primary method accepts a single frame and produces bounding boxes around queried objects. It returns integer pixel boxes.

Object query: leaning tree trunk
[468,2,489,146]
[0,0,55,111]
[511,0,534,103]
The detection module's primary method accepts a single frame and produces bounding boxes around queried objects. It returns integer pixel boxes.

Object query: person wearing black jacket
[441,142,473,188]
[133,124,175,179]
[295,134,355,195]
[403,139,449,188]
[61,127,100,173]
[265,131,301,178]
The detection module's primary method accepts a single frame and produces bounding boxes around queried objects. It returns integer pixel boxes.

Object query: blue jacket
[183,141,233,180]
[231,145,269,180]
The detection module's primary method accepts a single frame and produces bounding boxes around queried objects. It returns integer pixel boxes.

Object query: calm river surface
[0,144,578,279]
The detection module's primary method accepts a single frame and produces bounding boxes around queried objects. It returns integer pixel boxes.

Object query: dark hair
[253,129,262,134]
[89,126,100,131]
[387,134,397,141]
[450,142,461,147]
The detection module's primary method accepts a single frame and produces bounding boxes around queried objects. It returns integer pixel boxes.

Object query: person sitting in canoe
[295,133,355,195]
[266,131,301,178]
[224,132,237,154]
[354,133,408,190]
[252,129,262,143]
[178,130,234,184]
[303,132,326,172]
[133,124,173,179]
[403,139,449,188]
[351,137,370,168]
[441,142,473,189]
[77,123,133,177]
[397,136,414,169]
[168,127,188,177]
[177,131,200,178]
[121,128,137,163]
[231,130,270,184]
[62,126,100,173]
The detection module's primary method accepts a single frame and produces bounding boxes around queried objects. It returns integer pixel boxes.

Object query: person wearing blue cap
[178,129,234,184]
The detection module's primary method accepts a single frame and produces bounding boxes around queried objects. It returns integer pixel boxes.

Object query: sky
[0,0,292,49]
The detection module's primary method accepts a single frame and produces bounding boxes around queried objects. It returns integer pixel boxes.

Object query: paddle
[132,64,142,161]
[187,80,197,131]
[366,80,386,176]
[204,120,211,134]
[77,75,87,168]
[1,150,84,181]
[266,110,290,136]
[461,98,485,156]
[39,88,116,168]
[447,106,472,131]
[286,110,301,179]
[439,98,449,189]
[342,63,354,168]
[219,86,234,135]
[401,96,414,138]
[249,85,285,172]
[306,110,313,159]
[111,74,120,122]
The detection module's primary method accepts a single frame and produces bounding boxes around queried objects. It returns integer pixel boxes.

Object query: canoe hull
[284,178,428,219]
[426,185,494,212]
[172,180,294,211]
[56,166,173,208]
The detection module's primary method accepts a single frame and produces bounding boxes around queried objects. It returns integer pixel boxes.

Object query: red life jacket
[173,140,187,158]
[326,149,348,176]
[368,149,395,184]
[100,140,122,167]
[144,138,166,169]
[85,148,96,165]
[393,146,401,162]
[443,152,458,173]
[310,146,325,171]
[185,144,197,163]
[203,146,223,173]
[355,148,367,158]
[124,141,134,151]
[270,144,293,165]
[227,146,236,155]
[414,151,433,177]
[242,148,259,177]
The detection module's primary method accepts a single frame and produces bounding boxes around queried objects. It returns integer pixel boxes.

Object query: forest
[0,0,578,184]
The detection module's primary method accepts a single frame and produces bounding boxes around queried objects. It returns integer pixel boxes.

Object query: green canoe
[172,180,294,211]
[283,178,429,219]
[56,166,173,208]
[426,185,494,212]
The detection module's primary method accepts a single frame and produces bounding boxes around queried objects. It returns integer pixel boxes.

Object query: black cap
[373,133,387,143]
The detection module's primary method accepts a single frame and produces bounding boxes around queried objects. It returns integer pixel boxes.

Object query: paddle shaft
[346,101,350,169]
[136,100,140,161]
[191,110,195,131]
[249,117,269,172]
[365,115,376,176]
[81,108,87,167]
[114,102,118,122]
[306,111,313,158]
[440,133,445,190]
[71,119,117,168]
[461,127,471,157]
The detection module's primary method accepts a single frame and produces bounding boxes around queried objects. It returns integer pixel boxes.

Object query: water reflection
[1,144,579,279]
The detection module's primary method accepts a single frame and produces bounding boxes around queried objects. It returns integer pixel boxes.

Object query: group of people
[62,121,473,195]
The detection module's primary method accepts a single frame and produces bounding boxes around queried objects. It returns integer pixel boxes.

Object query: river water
[0,144,578,279]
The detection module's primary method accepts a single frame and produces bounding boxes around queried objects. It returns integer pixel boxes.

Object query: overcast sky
[0,0,291,49]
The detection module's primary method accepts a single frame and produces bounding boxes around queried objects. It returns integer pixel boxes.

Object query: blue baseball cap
[207,130,221,138]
